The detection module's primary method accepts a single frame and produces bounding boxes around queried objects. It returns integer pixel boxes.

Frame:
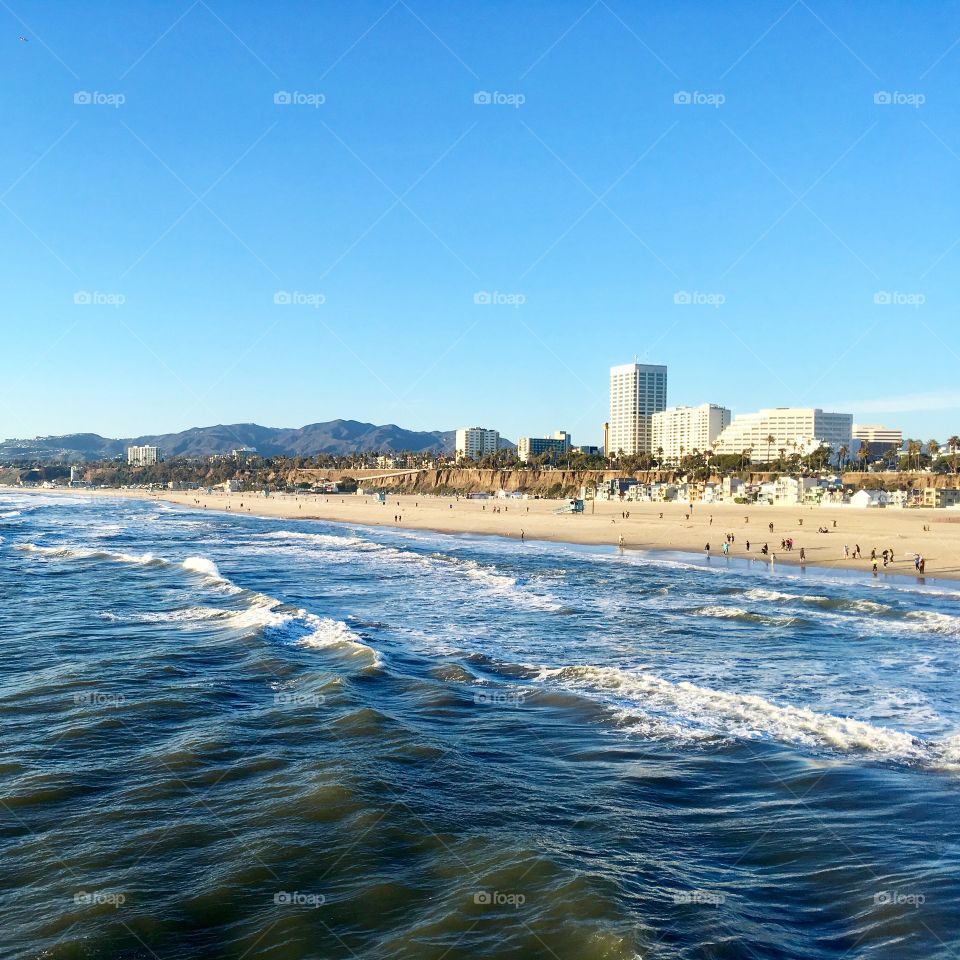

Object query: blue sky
[2,0,959,446]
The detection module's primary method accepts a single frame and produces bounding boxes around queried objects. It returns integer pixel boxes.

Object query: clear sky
[2,0,959,445]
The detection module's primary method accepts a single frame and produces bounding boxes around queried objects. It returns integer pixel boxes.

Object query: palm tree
[837,445,849,471]
[765,434,775,465]
[857,442,870,471]
[928,439,940,467]
[948,436,960,474]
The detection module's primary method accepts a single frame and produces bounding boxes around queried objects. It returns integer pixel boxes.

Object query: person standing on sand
[800,547,805,562]
[843,544,849,559]
[704,543,710,555]
[618,534,624,549]
[520,529,525,542]
[919,557,926,575]
[873,559,879,574]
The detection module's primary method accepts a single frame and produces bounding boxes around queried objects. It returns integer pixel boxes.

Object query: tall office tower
[608,362,668,456]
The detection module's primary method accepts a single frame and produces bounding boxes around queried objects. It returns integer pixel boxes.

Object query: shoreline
[4,484,958,586]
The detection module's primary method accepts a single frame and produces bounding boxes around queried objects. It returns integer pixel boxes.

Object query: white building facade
[713,408,853,461]
[127,445,159,466]
[853,424,903,448]
[454,427,500,461]
[608,362,668,456]
[651,403,731,462]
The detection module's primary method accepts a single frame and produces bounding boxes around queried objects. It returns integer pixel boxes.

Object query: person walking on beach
[520,529,525,542]
[746,540,750,551]
[618,534,624,549]
[799,547,805,562]
[872,559,879,575]
[919,557,926,575]
[704,543,710,555]
[843,544,849,559]
[853,544,861,558]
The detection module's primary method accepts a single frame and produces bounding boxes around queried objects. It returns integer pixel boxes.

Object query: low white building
[713,408,853,461]
[850,489,884,508]
[773,476,818,505]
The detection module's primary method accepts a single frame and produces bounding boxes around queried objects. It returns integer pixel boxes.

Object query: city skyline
[3,1,960,443]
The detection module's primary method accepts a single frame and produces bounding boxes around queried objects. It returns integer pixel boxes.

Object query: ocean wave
[181,556,243,594]
[19,541,380,667]
[534,664,959,770]
[693,605,806,626]
[259,529,564,611]
[16,543,160,566]
[0,510,22,520]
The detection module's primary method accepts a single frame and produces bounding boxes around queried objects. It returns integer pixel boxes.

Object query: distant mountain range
[0,420,461,462]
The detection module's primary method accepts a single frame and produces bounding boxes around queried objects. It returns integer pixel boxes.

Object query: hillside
[0,420,456,462]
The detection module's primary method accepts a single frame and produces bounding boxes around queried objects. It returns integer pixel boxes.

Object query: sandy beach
[15,486,960,583]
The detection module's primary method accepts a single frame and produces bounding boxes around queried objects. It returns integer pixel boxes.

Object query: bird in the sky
[19,36,28,42]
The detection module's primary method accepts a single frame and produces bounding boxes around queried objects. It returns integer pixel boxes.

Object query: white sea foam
[743,588,830,604]
[534,664,959,769]
[99,607,231,624]
[0,510,22,519]
[904,610,960,637]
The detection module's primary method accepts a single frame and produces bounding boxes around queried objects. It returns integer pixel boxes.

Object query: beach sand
[16,486,960,583]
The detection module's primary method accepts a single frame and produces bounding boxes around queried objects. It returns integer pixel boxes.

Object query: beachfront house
[850,489,885,508]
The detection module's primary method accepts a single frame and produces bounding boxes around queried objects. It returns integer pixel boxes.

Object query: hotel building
[516,431,572,463]
[713,408,853,461]
[608,363,668,456]
[454,427,500,461]
[853,424,903,451]
[651,404,731,463]
[127,445,160,466]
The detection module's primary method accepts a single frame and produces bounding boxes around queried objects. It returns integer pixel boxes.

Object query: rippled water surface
[2,492,960,959]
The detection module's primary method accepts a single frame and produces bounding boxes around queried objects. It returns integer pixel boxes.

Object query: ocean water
[2,492,959,960]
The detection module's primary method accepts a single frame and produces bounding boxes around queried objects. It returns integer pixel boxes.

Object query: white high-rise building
[127,445,159,466]
[454,427,500,461]
[652,404,731,463]
[713,408,852,461]
[608,362,668,456]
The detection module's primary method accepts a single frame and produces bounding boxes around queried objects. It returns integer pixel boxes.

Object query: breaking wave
[534,664,960,770]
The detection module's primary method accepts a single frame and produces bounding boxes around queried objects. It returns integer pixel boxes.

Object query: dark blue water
[2,492,959,959]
